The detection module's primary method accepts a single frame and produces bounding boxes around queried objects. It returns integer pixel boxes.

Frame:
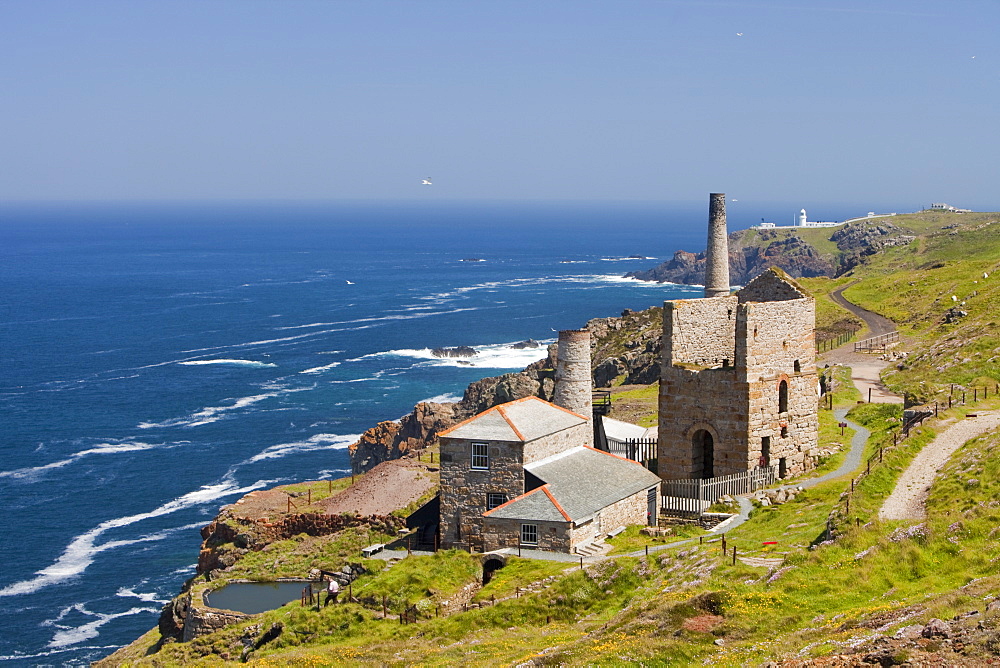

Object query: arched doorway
[482,556,506,585]
[692,429,714,479]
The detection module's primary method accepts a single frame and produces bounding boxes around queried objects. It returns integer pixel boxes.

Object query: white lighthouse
[797,208,808,226]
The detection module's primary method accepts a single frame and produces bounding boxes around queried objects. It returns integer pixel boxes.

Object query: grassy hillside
[100,211,1000,666]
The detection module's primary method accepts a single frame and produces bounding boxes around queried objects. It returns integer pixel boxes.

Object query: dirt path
[878,411,1000,520]
[821,285,903,404]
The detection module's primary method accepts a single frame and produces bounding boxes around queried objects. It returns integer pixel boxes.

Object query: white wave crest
[179,359,277,368]
[299,361,341,374]
[44,603,159,648]
[116,586,169,605]
[0,441,164,480]
[0,481,266,598]
[419,393,463,404]
[242,433,359,466]
[138,392,280,429]
[364,339,553,370]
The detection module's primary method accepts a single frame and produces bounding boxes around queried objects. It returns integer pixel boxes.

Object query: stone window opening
[753,326,758,338]
[778,380,788,413]
[781,426,789,438]
[760,436,771,467]
[520,524,538,545]
[471,442,489,470]
[794,360,801,373]
[486,493,507,510]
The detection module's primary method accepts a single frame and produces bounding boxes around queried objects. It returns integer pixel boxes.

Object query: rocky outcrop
[197,510,405,576]
[431,346,478,358]
[626,232,835,286]
[626,220,919,286]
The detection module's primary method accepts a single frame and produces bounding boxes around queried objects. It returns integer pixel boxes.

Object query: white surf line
[44,603,159,648]
[0,441,168,481]
[0,479,268,598]
[238,433,360,466]
[137,388,312,429]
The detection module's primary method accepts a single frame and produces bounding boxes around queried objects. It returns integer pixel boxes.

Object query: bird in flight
[421,177,433,185]
[736,32,743,36]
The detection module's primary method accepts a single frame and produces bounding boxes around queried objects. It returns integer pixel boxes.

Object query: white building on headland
[929,203,972,213]
[754,208,844,230]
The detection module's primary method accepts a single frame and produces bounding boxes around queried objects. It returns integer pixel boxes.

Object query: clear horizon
[2,1,997,209]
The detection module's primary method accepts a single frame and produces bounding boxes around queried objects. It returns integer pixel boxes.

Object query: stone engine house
[657,194,819,481]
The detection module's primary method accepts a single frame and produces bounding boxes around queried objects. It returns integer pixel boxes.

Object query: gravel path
[878,411,1000,520]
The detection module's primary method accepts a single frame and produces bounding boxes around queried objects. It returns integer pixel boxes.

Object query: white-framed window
[487,493,507,510]
[471,442,489,470]
[520,523,538,545]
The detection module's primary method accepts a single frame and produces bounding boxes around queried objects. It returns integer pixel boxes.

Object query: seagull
[421,177,432,185]
[736,32,743,36]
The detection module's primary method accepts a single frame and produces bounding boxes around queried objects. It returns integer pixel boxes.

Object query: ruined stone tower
[657,195,819,482]
[703,193,731,298]
[553,329,593,446]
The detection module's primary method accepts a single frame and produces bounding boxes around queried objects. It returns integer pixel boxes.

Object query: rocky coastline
[625,220,916,285]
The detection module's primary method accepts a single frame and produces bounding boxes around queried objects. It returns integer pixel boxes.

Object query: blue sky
[1,1,996,208]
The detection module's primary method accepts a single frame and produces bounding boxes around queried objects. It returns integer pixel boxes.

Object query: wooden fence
[661,465,777,518]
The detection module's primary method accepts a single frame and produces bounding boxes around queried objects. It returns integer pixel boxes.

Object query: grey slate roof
[484,446,661,524]
[439,396,587,442]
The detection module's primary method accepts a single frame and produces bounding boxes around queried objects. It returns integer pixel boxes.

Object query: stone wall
[482,518,570,552]
[522,422,591,465]
[568,486,655,550]
[439,437,525,549]
[663,296,738,367]
[182,603,252,642]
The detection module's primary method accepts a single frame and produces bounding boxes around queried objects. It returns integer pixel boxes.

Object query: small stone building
[438,396,660,553]
[657,267,819,480]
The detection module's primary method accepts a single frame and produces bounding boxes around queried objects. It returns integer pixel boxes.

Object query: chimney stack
[553,329,593,425]
[704,193,731,298]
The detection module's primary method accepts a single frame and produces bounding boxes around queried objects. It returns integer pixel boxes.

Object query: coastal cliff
[625,220,916,285]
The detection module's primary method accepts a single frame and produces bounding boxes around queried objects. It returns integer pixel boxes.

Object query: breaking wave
[0,480,266,598]
[0,441,168,481]
[178,359,277,368]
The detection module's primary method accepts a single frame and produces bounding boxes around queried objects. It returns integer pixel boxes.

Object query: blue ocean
[0,199,861,665]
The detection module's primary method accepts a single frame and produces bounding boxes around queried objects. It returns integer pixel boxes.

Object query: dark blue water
[0,199,865,664]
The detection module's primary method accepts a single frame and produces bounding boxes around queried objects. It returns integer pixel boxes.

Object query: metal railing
[605,437,656,464]
[854,331,899,353]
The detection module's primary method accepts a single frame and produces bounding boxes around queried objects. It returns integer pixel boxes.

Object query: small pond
[204,581,311,614]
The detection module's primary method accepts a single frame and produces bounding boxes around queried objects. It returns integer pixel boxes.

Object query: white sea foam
[0,441,165,480]
[44,603,159,648]
[138,392,282,429]
[116,585,169,605]
[419,393,463,404]
[600,256,658,261]
[300,361,341,374]
[179,359,277,368]
[0,481,265,598]
[241,433,359,465]
[363,339,553,370]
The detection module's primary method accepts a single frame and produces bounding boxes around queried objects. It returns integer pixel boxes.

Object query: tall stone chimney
[553,329,593,422]
[704,193,731,298]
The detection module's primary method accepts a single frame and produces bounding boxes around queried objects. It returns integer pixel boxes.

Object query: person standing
[324,578,340,607]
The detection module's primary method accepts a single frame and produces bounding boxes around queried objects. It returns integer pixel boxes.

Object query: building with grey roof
[437,396,660,554]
